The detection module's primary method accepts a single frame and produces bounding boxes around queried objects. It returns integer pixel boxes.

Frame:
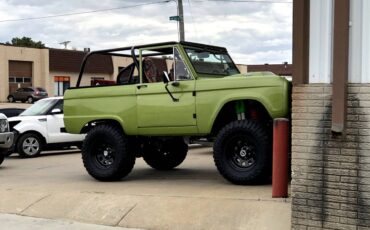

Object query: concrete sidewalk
[0,213,142,230]
[0,102,30,109]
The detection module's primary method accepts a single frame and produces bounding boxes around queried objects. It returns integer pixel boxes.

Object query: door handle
[38,118,47,122]
[137,84,148,89]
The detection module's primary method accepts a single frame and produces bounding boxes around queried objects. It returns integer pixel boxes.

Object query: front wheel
[143,137,188,170]
[213,120,270,185]
[17,133,43,158]
[82,125,135,181]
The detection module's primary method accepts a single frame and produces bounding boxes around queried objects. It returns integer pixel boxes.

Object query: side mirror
[163,71,170,84]
[50,108,62,114]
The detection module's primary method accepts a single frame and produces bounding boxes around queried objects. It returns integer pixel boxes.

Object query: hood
[8,115,45,123]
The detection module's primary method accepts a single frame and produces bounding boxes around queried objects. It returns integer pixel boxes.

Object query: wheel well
[211,100,272,136]
[80,119,124,134]
[18,131,47,146]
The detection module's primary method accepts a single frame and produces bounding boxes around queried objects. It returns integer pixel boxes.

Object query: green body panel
[136,80,197,135]
[195,74,289,134]
[64,85,138,135]
[64,43,290,136]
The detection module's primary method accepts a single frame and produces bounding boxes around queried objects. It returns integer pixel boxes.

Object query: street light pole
[178,0,185,41]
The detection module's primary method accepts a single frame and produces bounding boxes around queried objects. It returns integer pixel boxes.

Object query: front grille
[9,120,21,131]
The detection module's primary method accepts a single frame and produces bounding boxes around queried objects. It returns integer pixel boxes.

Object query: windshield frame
[20,99,59,116]
[184,47,240,77]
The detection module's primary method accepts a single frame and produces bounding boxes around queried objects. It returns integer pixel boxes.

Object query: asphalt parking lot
[0,102,291,229]
[0,146,291,230]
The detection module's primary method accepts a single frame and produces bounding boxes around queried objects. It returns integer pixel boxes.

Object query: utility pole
[59,41,71,49]
[178,0,185,41]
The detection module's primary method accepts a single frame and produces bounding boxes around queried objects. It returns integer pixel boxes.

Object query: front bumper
[0,132,14,149]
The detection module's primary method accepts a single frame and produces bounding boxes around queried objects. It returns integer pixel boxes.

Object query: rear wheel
[17,133,43,158]
[213,120,270,185]
[7,96,14,103]
[143,137,188,170]
[27,97,34,103]
[82,125,135,181]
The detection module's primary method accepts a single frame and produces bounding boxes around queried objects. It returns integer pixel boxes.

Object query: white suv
[8,97,85,158]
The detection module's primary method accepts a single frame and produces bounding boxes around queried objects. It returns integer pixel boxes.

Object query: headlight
[0,119,9,133]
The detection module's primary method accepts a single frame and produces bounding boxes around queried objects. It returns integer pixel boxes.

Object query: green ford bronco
[64,41,290,184]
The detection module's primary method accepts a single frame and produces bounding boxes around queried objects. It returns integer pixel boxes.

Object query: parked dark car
[0,108,25,118]
[7,87,48,103]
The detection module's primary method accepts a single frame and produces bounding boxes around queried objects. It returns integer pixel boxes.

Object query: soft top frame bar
[76,41,227,87]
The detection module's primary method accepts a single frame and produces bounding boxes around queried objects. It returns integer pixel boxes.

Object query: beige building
[0,44,122,102]
[0,45,49,102]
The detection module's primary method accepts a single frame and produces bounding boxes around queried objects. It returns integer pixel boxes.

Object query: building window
[91,77,105,86]
[9,77,31,83]
[54,76,70,96]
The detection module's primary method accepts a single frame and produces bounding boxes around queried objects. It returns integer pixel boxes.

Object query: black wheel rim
[225,134,257,171]
[93,142,115,168]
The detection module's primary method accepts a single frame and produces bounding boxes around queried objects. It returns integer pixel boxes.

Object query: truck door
[136,47,197,133]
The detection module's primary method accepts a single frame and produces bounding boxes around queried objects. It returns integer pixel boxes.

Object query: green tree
[6,36,45,48]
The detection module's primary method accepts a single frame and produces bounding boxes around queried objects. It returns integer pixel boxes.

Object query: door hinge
[192,91,196,96]
[193,113,197,119]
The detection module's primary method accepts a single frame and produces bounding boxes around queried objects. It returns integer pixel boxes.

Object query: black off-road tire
[143,138,188,170]
[213,120,270,185]
[0,152,4,165]
[17,133,43,158]
[82,125,135,181]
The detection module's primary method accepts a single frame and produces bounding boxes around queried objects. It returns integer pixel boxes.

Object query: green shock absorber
[235,101,245,120]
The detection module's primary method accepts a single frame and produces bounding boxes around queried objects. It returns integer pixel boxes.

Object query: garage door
[9,61,33,94]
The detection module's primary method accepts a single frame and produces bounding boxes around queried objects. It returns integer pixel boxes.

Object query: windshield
[20,99,57,116]
[185,48,240,76]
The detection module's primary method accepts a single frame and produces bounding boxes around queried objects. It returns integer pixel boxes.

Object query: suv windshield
[185,48,240,76]
[20,99,58,116]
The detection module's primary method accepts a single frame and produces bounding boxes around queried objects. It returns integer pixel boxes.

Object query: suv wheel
[17,133,43,158]
[27,97,34,103]
[213,120,270,185]
[82,125,135,181]
[7,96,14,103]
[143,137,188,170]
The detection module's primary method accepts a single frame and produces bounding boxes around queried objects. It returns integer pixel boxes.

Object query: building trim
[292,0,310,85]
[331,0,350,133]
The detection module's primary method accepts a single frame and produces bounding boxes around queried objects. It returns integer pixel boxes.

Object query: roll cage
[75,41,231,88]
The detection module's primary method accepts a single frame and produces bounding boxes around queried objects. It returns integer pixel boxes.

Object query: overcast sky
[0,0,292,64]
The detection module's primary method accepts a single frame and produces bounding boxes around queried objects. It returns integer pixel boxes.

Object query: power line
[0,0,172,23]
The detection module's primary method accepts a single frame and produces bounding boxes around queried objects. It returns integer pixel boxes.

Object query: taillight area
[35,91,40,95]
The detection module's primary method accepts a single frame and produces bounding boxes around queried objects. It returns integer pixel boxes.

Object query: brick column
[291,84,370,230]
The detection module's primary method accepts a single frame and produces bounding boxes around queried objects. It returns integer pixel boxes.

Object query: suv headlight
[0,119,9,133]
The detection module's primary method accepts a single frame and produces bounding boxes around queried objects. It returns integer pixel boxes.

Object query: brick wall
[291,84,370,230]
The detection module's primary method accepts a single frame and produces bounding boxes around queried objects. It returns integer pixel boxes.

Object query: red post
[272,118,289,198]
